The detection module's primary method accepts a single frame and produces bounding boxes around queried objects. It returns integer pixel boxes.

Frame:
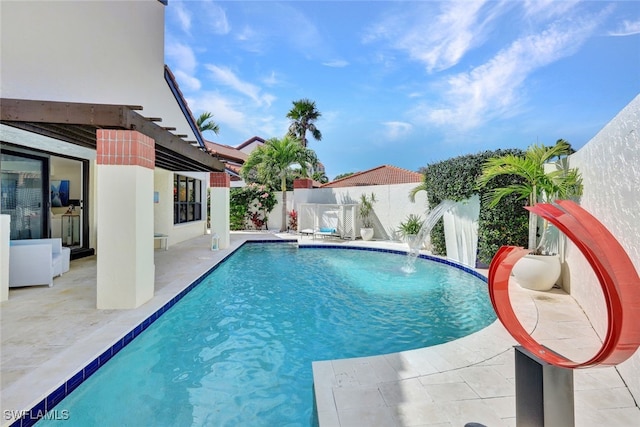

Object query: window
[173,174,201,224]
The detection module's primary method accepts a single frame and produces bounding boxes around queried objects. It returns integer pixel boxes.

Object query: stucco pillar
[96,130,155,309]
[209,172,230,249]
[0,215,10,301]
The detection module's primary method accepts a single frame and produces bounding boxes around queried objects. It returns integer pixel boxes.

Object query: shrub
[418,149,529,265]
[229,184,277,230]
[288,209,298,231]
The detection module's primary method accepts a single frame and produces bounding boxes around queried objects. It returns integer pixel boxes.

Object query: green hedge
[420,149,529,265]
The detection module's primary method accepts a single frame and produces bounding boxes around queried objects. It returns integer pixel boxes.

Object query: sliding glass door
[1,151,48,240]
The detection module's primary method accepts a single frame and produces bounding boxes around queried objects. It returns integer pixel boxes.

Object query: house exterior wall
[0,0,199,145]
[565,94,640,401]
[1,0,211,254]
[168,171,209,246]
[153,168,174,248]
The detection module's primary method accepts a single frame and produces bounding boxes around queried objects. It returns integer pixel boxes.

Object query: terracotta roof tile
[322,165,423,188]
[204,140,248,163]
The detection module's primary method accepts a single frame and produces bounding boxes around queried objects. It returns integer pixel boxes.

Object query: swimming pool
[37,243,495,426]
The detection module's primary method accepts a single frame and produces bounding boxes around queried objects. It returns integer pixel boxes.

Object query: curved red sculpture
[488,200,640,368]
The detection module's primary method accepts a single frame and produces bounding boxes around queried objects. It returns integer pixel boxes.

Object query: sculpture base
[515,346,574,427]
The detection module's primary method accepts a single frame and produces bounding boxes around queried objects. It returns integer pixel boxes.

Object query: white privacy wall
[289,183,428,240]
[565,94,640,401]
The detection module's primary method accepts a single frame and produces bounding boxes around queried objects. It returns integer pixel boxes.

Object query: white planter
[360,228,374,241]
[512,254,561,291]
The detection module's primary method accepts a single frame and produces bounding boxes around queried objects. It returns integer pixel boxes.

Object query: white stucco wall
[169,171,209,245]
[282,183,428,240]
[267,191,295,231]
[153,168,173,248]
[565,94,640,401]
[0,0,198,142]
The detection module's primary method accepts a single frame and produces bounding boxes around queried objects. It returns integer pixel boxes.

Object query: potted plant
[359,193,377,241]
[398,214,424,251]
[476,139,582,291]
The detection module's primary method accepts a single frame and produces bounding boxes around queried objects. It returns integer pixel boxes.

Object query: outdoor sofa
[9,238,70,287]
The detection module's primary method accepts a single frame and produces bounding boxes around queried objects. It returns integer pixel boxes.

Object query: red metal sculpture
[488,200,640,368]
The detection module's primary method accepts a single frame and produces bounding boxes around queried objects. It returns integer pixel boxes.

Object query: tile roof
[225,163,243,181]
[322,165,423,188]
[203,140,248,163]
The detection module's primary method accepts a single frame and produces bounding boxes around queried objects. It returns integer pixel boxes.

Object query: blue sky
[164,0,640,180]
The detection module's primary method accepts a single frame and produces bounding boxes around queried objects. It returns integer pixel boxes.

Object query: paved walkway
[1,233,637,426]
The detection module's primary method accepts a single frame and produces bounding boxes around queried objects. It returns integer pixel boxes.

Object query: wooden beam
[0,98,224,172]
[124,109,224,172]
[0,98,138,126]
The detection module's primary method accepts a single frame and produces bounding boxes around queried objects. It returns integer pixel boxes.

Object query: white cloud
[173,70,201,92]
[365,1,508,72]
[522,0,581,20]
[189,93,245,135]
[261,71,280,87]
[421,16,601,129]
[186,91,285,143]
[166,42,197,73]
[173,1,192,34]
[203,1,230,35]
[322,59,349,68]
[609,19,640,36]
[165,42,201,91]
[204,64,275,107]
[382,121,413,140]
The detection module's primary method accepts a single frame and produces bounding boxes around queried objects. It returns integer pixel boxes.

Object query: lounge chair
[313,210,341,239]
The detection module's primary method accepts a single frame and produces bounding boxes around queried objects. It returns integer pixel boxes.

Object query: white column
[209,172,230,249]
[96,130,155,309]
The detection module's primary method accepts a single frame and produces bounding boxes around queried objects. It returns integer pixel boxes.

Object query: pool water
[39,243,496,426]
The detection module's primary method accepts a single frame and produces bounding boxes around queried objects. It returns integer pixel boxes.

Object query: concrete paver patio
[1,232,638,426]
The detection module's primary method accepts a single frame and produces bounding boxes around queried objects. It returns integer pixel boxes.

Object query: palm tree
[286,99,322,147]
[241,136,318,231]
[476,139,582,252]
[311,171,329,184]
[196,112,220,135]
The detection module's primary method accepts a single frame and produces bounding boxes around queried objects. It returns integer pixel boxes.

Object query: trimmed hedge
[420,149,529,265]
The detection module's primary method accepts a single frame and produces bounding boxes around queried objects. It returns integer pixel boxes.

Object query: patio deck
[1,233,638,426]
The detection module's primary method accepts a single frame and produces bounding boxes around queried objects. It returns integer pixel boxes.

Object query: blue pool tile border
[14,239,482,426]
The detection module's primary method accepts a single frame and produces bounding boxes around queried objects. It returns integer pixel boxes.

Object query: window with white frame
[173,174,202,224]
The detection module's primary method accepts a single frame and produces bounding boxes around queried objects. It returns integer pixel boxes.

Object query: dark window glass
[173,174,202,224]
